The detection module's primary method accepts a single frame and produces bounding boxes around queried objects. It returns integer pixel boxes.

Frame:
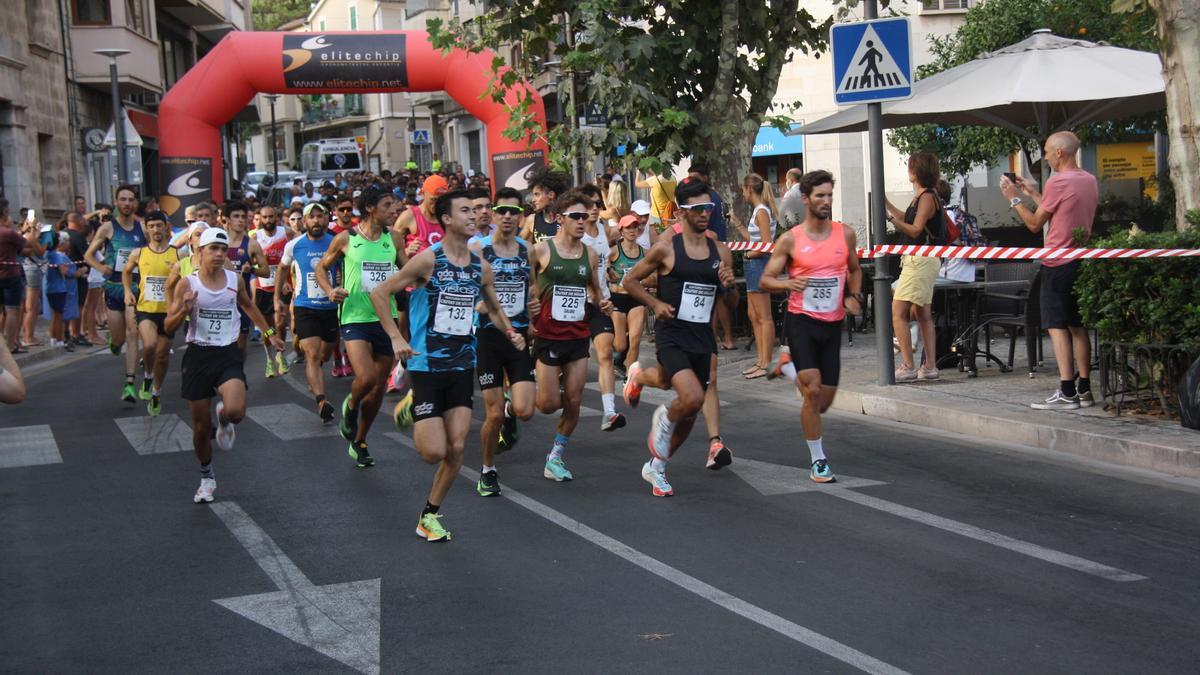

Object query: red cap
[422,175,449,197]
[618,214,641,229]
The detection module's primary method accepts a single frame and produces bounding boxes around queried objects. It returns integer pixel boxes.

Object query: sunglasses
[562,212,590,221]
[337,207,353,212]
[680,202,716,213]
[492,205,524,216]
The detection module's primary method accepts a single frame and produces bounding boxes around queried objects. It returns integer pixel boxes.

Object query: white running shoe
[600,411,626,432]
[647,404,674,460]
[193,477,216,503]
[641,461,674,497]
[214,401,236,451]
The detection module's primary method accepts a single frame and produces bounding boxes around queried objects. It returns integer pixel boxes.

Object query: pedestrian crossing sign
[832,17,913,105]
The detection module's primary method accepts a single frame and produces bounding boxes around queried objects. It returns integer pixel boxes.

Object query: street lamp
[264,94,280,183]
[94,48,130,184]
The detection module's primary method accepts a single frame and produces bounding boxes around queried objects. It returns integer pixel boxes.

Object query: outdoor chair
[974,262,1043,376]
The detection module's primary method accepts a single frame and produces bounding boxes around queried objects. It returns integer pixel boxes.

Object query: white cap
[187,220,210,238]
[245,191,256,199]
[611,174,625,183]
[630,199,651,216]
[198,228,229,249]
[289,196,304,206]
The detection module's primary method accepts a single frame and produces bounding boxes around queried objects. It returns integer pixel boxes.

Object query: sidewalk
[715,333,1200,480]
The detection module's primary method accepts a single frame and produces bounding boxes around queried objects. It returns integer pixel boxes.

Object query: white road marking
[731,457,887,494]
[210,501,381,674]
[247,403,338,440]
[456,466,911,675]
[114,414,193,455]
[0,425,62,468]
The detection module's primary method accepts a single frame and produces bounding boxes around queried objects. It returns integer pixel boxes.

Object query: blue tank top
[407,243,482,372]
[226,233,252,286]
[478,234,531,331]
[105,219,145,283]
[290,234,336,310]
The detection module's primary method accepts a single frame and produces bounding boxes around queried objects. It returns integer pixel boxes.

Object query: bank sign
[751,124,804,158]
[282,34,409,90]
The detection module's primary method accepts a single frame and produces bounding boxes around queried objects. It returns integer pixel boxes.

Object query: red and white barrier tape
[725,241,1200,260]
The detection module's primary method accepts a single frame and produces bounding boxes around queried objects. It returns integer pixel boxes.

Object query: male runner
[121,211,179,415]
[468,187,537,496]
[531,190,610,481]
[278,202,339,422]
[580,184,625,431]
[315,186,407,467]
[165,228,284,503]
[467,187,495,243]
[254,204,293,377]
[393,176,447,340]
[758,170,862,483]
[328,194,357,377]
[219,201,269,353]
[520,170,569,243]
[621,178,735,496]
[372,189,524,540]
[84,185,145,403]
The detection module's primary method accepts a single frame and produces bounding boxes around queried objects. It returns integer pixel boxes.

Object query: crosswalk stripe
[0,425,62,469]
[246,403,339,440]
[114,414,194,455]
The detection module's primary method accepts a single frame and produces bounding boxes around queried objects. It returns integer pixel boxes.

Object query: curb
[12,346,76,370]
[831,386,1200,480]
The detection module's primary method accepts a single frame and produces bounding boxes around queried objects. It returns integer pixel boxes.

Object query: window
[922,0,969,11]
[349,5,358,30]
[72,0,110,25]
[317,18,326,31]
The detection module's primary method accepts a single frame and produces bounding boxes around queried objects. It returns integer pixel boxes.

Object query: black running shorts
[410,369,474,421]
[476,326,534,390]
[785,312,842,387]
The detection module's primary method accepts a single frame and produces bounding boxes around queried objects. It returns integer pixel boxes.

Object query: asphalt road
[3,341,1200,674]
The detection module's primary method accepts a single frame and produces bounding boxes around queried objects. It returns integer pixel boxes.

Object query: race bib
[143,276,167,303]
[262,265,277,288]
[551,285,586,322]
[305,272,327,300]
[494,281,525,317]
[802,276,842,313]
[433,292,475,336]
[115,249,132,273]
[677,282,716,323]
[195,307,236,344]
[360,261,395,293]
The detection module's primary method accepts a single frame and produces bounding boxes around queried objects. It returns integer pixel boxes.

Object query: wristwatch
[264,327,277,337]
[1009,197,1022,208]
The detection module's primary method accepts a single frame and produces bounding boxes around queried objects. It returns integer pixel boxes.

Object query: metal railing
[1099,342,1196,418]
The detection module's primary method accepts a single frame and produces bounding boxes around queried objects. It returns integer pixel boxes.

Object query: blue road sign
[411,129,431,145]
[832,17,913,105]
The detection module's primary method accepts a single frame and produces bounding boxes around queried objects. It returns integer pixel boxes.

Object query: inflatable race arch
[158,31,549,226]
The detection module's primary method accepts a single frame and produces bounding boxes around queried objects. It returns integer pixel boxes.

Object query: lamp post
[264,94,280,183]
[409,101,416,169]
[94,48,130,184]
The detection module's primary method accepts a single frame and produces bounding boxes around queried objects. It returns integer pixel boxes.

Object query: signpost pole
[864,0,896,385]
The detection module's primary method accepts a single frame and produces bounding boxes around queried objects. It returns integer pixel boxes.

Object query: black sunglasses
[562,211,589,221]
[492,205,524,216]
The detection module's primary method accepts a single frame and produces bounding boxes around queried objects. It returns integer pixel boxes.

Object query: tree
[888,0,1159,180]
[1114,0,1200,231]
[252,0,311,31]
[427,0,831,217]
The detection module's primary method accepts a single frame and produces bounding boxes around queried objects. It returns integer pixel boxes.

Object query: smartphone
[1002,172,1018,184]
[25,208,35,223]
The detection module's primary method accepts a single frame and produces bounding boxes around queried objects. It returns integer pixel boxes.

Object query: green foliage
[427,1,832,173]
[1076,227,1200,352]
[252,0,311,31]
[887,0,1160,178]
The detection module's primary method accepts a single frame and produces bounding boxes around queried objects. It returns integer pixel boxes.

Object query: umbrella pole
[866,0,896,385]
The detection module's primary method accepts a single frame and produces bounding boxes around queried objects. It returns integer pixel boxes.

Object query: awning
[752,124,804,157]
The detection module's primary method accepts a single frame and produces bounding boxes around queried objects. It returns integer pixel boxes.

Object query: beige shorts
[893,255,939,305]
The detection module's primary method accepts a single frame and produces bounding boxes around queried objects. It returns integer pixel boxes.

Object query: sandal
[742,363,761,375]
[744,366,768,380]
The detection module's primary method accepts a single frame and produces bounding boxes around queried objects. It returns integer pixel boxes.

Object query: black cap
[144,210,168,224]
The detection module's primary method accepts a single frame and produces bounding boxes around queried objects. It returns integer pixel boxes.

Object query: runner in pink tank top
[786,221,848,322]
[411,206,444,253]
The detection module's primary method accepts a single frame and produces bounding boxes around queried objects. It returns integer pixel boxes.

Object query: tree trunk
[694,113,758,236]
[1150,0,1200,231]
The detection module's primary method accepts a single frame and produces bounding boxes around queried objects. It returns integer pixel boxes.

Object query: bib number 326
[360,261,395,293]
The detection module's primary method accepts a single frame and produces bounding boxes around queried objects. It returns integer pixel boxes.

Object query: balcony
[70,25,162,95]
[300,97,368,129]
[157,0,246,36]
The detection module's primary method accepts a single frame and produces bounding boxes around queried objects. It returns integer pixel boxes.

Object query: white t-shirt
[581,228,611,302]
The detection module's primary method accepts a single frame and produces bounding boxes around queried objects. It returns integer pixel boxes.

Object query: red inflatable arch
[158,30,548,226]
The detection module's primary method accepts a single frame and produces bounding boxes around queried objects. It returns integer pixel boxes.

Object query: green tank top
[179,255,195,278]
[611,242,644,292]
[340,229,398,325]
[536,239,592,298]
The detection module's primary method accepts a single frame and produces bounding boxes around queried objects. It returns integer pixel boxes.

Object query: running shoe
[140,378,153,400]
[392,390,414,430]
[477,469,501,497]
[265,358,278,379]
[895,365,918,382]
[340,394,359,441]
[498,394,519,453]
[623,362,643,408]
[387,361,407,393]
[1078,390,1096,408]
[121,381,137,404]
[318,400,335,424]
[275,352,290,375]
[214,401,236,451]
[917,366,940,381]
[1030,389,1080,410]
[193,477,216,504]
[349,440,374,468]
[810,459,836,483]
[767,349,792,381]
[641,461,674,497]
[600,411,626,432]
[293,351,306,365]
[148,395,162,418]
[543,455,573,482]
[647,404,673,461]
[415,512,451,542]
[706,437,733,470]
[108,335,120,355]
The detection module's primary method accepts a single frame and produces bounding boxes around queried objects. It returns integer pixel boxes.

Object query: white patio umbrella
[790,30,1165,138]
